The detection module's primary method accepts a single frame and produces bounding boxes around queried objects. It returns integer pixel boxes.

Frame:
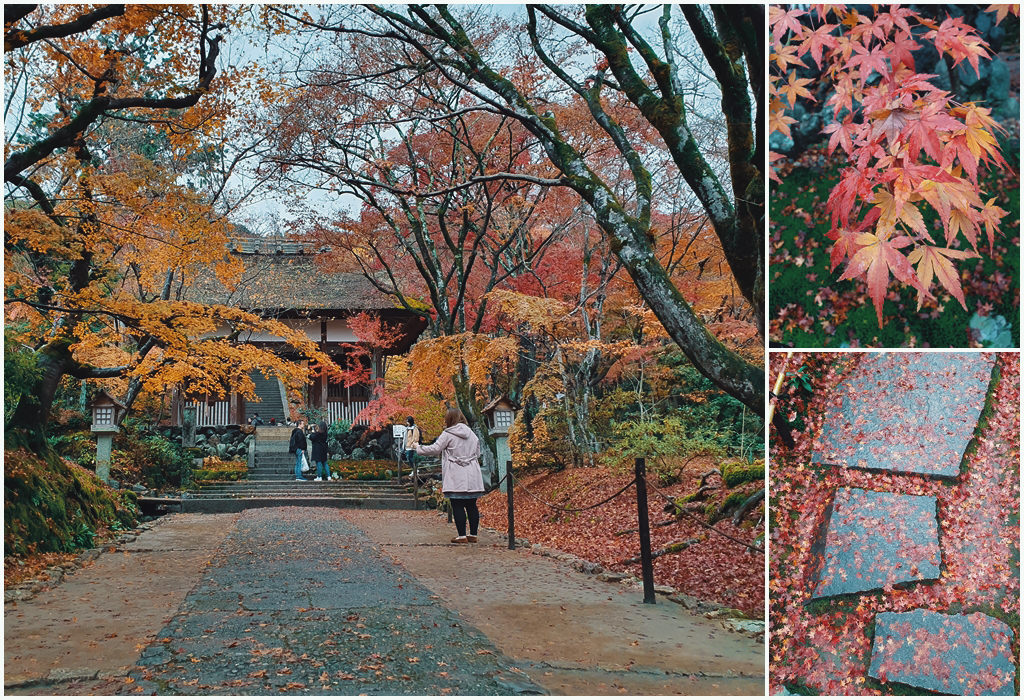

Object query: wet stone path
[131,509,540,695]
[812,352,994,478]
[805,352,1017,696]
[810,488,940,600]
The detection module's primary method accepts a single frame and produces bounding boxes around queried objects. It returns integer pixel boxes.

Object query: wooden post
[506,460,515,550]
[396,433,402,484]
[635,458,656,604]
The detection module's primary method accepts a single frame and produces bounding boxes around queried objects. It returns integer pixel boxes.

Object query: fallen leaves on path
[769,352,1020,695]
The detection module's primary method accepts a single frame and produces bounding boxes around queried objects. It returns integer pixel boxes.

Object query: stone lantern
[90,390,126,485]
[481,396,518,493]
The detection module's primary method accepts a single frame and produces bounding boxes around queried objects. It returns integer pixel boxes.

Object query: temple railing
[327,401,368,425]
[185,400,231,427]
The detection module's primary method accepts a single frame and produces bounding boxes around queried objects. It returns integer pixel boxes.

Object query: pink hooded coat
[414,422,484,495]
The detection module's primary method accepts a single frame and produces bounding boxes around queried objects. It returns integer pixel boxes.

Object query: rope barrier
[644,476,765,555]
[512,475,638,513]
[429,463,762,555]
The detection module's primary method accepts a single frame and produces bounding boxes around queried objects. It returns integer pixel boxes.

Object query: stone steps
[243,371,286,423]
[184,478,419,512]
[180,495,417,513]
[182,421,424,511]
[193,480,407,492]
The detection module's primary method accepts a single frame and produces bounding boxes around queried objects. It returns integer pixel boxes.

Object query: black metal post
[635,457,656,604]
[506,460,515,550]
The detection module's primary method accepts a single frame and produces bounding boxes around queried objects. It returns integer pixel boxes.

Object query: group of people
[259,409,486,544]
[247,412,277,426]
[288,420,332,481]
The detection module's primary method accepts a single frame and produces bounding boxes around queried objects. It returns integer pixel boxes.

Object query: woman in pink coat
[413,408,485,543]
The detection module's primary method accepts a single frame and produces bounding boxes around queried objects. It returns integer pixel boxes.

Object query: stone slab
[812,353,995,477]
[868,609,1016,695]
[811,488,940,599]
[3,514,237,686]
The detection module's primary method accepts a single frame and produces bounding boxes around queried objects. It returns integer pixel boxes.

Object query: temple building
[173,236,427,426]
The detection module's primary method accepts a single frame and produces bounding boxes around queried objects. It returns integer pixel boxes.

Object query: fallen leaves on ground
[478,462,764,616]
[769,352,1020,695]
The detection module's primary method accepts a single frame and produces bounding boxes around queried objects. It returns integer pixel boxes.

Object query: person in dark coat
[310,421,330,481]
[289,420,308,480]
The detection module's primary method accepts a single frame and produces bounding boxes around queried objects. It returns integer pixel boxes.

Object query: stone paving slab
[811,488,940,599]
[130,508,541,695]
[812,353,995,477]
[868,609,1017,695]
[6,506,765,696]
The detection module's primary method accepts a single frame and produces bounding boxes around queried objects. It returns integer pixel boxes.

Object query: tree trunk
[7,338,76,451]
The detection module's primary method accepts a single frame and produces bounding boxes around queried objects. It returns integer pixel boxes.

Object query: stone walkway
[803,352,1018,696]
[5,507,764,695]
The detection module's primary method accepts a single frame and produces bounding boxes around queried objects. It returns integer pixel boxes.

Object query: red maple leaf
[837,232,928,325]
[823,117,860,155]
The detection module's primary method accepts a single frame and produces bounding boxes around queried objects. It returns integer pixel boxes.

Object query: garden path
[5,507,764,695]
[801,353,1017,695]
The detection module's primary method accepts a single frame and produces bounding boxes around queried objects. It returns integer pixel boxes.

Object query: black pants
[450,498,480,537]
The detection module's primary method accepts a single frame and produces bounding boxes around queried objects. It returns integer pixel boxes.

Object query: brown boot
[451,536,468,544]
[466,535,478,543]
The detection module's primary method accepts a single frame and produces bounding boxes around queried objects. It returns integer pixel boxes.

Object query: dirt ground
[342,509,765,695]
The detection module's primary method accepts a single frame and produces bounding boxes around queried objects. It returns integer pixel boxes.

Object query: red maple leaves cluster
[770,5,1015,326]
[769,352,1020,694]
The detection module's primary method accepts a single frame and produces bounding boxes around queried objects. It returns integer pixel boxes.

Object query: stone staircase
[243,370,287,424]
[181,425,420,513]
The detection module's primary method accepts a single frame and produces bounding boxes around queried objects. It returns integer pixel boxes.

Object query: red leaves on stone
[769,353,1020,695]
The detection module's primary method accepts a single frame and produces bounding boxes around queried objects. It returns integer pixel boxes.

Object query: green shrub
[603,415,726,482]
[4,327,41,427]
[110,424,191,488]
[48,429,97,469]
[192,457,247,483]
[328,419,352,442]
[329,458,394,480]
[138,435,191,488]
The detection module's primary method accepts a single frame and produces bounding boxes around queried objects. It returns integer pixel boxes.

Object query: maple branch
[4,4,126,52]
[8,298,139,326]
[527,7,652,227]
[4,9,223,182]
[349,4,765,414]
[6,173,58,219]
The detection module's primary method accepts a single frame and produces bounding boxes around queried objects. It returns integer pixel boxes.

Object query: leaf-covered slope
[4,449,138,557]
[478,463,764,616]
